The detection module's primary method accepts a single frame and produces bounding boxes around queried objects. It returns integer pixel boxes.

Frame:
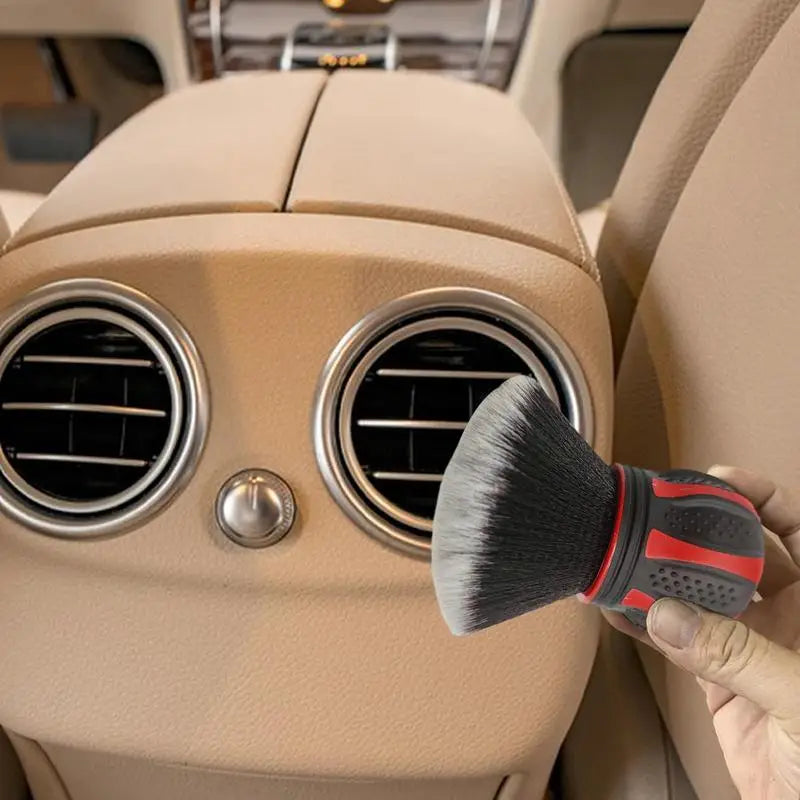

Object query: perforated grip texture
[594,467,764,627]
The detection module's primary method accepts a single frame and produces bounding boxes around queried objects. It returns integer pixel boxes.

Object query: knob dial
[215,470,296,548]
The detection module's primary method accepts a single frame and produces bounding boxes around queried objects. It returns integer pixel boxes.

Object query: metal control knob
[216,470,296,548]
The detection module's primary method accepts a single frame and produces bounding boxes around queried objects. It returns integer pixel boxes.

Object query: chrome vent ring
[314,288,594,558]
[340,316,560,534]
[0,279,209,539]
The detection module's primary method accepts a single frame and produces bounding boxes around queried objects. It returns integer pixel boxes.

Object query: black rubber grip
[594,467,764,627]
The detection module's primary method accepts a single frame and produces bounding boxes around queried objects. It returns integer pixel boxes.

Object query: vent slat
[14,453,149,468]
[376,369,521,380]
[2,402,166,418]
[371,471,444,483]
[357,419,467,431]
[23,355,155,368]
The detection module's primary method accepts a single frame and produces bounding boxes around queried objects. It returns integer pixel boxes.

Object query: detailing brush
[432,376,764,635]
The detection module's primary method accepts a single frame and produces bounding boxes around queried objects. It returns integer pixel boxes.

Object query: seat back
[598,0,799,364]
[0,191,45,240]
[613,4,800,798]
[0,206,8,248]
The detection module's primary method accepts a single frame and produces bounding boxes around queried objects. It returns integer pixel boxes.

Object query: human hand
[606,466,800,800]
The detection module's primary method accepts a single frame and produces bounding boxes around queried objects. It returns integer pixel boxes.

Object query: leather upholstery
[287,71,592,275]
[598,0,800,364]
[9,71,326,250]
[0,207,8,246]
[614,4,800,798]
[9,730,504,800]
[0,72,611,800]
[0,729,26,800]
[577,202,608,255]
[0,190,44,237]
[0,214,607,796]
[4,734,66,800]
[561,625,698,800]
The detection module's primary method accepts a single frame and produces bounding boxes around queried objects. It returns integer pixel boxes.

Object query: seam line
[280,75,328,211]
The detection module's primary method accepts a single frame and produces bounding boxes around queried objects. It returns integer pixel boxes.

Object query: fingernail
[648,599,701,649]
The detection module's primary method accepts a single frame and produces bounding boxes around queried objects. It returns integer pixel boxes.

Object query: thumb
[647,598,800,719]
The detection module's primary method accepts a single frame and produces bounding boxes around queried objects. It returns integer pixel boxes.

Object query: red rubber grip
[645,528,764,585]
[651,478,757,515]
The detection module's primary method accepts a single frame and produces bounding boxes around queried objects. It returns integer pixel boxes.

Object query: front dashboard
[185,0,533,89]
[0,0,702,165]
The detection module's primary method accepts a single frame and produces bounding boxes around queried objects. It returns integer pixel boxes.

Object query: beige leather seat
[600,0,800,364]
[0,190,45,237]
[576,200,608,256]
[602,0,800,798]
[578,0,795,269]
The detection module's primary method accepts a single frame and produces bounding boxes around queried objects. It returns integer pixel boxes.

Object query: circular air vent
[314,288,593,557]
[0,280,208,538]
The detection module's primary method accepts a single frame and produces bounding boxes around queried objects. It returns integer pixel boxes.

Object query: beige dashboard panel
[0,213,611,785]
[8,72,326,251]
[287,71,589,272]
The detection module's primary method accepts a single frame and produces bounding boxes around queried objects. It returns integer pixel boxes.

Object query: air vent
[0,280,208,538]
[314,288,592,557]
[342,316,560,530]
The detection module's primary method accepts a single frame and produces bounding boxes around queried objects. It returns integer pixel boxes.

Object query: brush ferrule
[582,465,651,606]
[577,463,628,603]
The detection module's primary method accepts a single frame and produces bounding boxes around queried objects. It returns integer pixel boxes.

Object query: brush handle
[581,465,764,628]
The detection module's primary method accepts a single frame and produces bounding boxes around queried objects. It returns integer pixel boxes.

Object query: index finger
[709,465,800,568]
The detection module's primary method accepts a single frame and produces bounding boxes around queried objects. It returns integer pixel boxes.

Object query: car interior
[0,0,796,798]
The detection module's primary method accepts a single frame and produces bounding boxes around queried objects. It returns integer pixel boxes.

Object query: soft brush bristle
[432,376,617,635]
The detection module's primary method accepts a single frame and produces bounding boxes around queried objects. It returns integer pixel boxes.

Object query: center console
[0,70,613,800]
[185,0,533,88]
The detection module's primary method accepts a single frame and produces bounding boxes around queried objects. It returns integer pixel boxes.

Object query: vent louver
[0,281,208,538]
[315,290,592,557]
[342,317,560,530]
